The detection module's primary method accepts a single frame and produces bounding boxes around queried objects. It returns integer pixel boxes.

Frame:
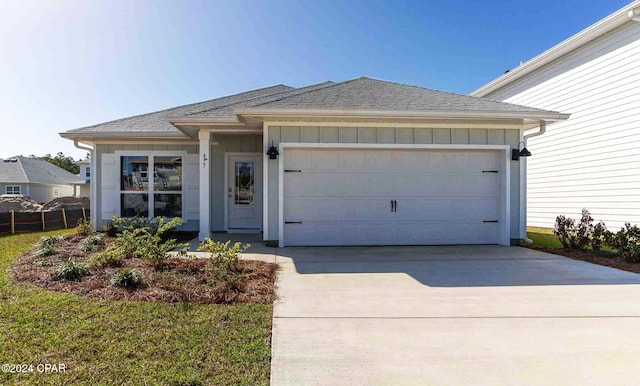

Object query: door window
[234,161,254,205]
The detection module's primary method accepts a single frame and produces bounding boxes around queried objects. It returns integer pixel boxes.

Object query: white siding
[485,21,640,230]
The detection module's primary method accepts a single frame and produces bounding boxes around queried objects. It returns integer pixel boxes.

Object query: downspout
[73,140,96,229]
[520,121,547,243]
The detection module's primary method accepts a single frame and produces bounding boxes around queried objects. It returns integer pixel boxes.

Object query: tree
[40,152,79,174]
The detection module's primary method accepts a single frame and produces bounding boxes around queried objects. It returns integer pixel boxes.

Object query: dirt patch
[11,233,278,304]
[524,245,640,274]
[0,195,42,212]
[41,196,90,211]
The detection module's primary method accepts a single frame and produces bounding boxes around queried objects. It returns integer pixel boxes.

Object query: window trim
[115,151,186,219]
[5,185,21,195]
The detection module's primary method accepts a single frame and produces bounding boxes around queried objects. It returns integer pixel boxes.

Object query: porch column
[198,130,211,240]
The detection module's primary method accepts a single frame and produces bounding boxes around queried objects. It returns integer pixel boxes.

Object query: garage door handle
[394,200,397,212]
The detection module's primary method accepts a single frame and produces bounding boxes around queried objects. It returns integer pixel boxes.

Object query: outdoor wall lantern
[266,141,279,159]
[512,141,532,161]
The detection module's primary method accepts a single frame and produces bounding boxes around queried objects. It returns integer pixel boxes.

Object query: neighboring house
[0,156,81,203]
[471,1,640,230]
[73,159,91,198]
[60,77,567,246]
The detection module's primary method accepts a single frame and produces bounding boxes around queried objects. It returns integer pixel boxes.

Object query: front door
[227,154,262,230]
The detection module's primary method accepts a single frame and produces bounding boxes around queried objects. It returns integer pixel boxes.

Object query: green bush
[102,221,117,237]
[608,223,640,263]
[81,234,105,252]
[110,268,141,288]
[55,261,88,281]
[197,239,249,283]
[100,216,187,270]
[33,235,65,257]
[76,219,94,236]
[91,247,124,268]
[554,209,599,250]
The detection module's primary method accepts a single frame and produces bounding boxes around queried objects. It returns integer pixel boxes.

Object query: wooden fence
[0,208,90,235]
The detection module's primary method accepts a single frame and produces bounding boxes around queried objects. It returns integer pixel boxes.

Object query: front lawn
[0,230,273,385]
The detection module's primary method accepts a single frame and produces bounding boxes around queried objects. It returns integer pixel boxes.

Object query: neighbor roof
[0,156,82,185]
[471,1,640,97]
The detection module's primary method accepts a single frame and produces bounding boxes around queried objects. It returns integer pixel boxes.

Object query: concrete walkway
[269,246,640,385]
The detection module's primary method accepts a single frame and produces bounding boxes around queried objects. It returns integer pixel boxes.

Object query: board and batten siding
[266,125,522,242]
[484,21,640,229]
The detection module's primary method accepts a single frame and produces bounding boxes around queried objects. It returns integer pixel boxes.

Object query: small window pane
[234,161,254,205]
[154,194,182,217]
[154,156,182,191]
[121,194,148,218]
[6,186,20,194]
[121,156,149,191]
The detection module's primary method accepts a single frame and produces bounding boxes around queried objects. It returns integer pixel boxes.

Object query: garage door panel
[284,222,499,246]
[285,198,497,222]
[285,173,498,197]
[286,149,499,173]
[282,148,502,246]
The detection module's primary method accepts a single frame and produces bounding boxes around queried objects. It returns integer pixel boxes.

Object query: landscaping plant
[110,268,142,287]
[55,261,88,281]
[198,239,250,283]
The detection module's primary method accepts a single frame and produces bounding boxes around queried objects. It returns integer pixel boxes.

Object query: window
[5,185,21,195]
[120,155,182,218]
[85,167,91,178]
[234,161,255,205]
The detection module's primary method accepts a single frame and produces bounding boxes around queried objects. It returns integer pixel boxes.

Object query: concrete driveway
[268,246,640,385]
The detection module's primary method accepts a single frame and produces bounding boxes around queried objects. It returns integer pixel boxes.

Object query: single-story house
[60,77,568,246]
[0,156,81,203]
[73,159,91,198]
[471,1,640,230]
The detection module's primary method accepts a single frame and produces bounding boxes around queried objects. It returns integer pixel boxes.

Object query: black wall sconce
[266,141,279,159]
[512,141,532,161]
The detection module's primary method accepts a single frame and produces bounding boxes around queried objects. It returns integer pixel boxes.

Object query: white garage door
[282,148,503,246]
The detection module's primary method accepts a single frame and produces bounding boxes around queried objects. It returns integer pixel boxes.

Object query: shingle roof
[62,77,561,138]
[184,81,335,118]
[248,77,551,113]
[64,84,293,135]
[0,157,82,185]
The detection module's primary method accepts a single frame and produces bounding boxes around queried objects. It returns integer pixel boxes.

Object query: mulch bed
[11,233,278,304]
[524,245,640,274]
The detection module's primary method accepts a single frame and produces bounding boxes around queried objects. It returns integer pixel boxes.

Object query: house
[60,77,568,246]
[73,159,91,198]
[471,1,640,230]
[0,156,82,203]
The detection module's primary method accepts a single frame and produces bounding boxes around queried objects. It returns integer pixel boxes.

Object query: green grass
[0,230,272,385]
[525,227,564,249]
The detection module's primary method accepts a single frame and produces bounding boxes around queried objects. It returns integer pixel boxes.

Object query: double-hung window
[5,185,20,195]
[120,154,183,218]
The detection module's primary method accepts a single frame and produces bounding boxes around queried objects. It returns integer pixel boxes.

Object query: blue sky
[0,0,631,159]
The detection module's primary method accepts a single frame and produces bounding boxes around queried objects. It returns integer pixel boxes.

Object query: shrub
[110,268,141,288]
[102,221,117,237]
[55,261,88,281]
[76,219,94,236]
[591,222,610,252]
[35,244,57,258]
[91,247,124,268]
[554,209,595,250]
[81,234,105,252]
[100,216,187,270]
[198,239,249,283]
[608,223,640,263]
[34,235,65,257]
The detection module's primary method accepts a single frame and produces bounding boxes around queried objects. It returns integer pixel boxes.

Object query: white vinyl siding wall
[265,125,522,242]
[484,21,640,229]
